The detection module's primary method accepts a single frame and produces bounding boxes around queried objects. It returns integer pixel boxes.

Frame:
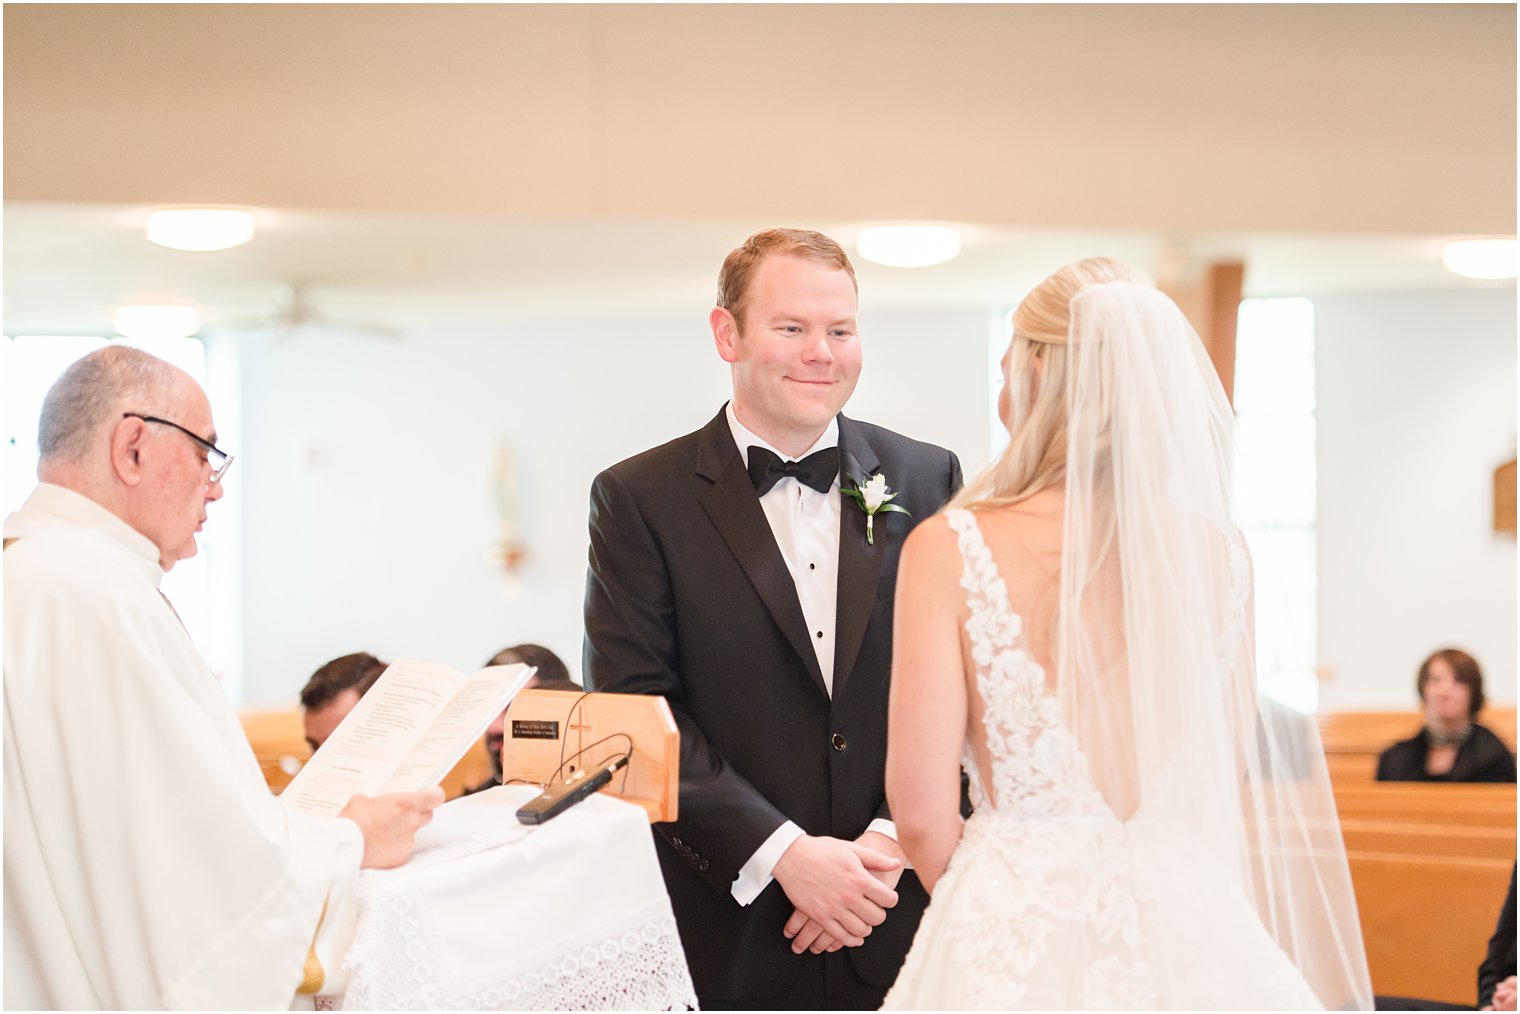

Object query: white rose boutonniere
[842,473,911,546]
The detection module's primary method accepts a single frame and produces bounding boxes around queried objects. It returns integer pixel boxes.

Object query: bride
[882,259,1372,1010]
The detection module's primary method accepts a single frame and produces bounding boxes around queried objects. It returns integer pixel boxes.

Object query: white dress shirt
[724,405,897,906]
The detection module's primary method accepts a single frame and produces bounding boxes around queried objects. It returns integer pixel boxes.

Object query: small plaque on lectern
[501,690,679,823]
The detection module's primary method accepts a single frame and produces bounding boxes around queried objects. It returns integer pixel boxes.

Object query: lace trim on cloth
[334,898,697,1011]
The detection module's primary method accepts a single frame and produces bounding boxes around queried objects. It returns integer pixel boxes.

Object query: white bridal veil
[1057,281,1373,1009]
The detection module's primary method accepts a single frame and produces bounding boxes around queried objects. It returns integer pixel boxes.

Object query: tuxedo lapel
[696,410,829,698]
[833,416,884,700]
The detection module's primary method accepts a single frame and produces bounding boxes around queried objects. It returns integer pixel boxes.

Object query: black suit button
[672,837,683,847]
[699,859,710,872]
[832,733,847,751]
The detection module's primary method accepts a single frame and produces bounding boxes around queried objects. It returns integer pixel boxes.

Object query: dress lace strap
[948,506,1008,604]
[945,508,993,602]
[944,508,1017,669]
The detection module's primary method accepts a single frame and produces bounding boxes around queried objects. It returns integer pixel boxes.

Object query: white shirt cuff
[731,821,805,906]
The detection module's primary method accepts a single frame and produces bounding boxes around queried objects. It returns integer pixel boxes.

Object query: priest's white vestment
[4,483,364,1010]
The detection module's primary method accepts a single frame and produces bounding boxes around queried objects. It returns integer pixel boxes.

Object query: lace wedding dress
[882,509,1322,1011]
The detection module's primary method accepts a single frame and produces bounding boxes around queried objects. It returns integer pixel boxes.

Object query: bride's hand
[855,830,907,892]
[784,912,842,954]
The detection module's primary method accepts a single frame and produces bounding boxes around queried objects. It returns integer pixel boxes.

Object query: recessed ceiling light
[113,304,202,341]
[1441,237,1517,280]
[145,208,256,252]
[856,225,962,268]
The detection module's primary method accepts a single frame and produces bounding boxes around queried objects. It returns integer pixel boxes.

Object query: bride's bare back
[954,488,1140,821]
[954,491,1061,808]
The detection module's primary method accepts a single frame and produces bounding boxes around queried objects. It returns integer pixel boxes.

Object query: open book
[281,659,537,818]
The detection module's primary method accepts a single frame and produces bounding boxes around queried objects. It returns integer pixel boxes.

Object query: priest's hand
[773,834,900,953]
[341,787,445,869]
[783,830,907,954]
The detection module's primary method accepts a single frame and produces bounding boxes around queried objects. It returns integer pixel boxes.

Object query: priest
[3,346,442,1009]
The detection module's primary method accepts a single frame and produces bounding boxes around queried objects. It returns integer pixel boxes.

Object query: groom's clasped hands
[774,829,906,955]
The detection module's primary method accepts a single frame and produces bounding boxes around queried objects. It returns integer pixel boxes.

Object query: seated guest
[1377,648,1517,783]
[1481,866,1518,1011]
[300,651,388,752]
[467,643,578,794]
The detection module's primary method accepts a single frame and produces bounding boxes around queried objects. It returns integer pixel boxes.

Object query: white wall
[230,284,1515,713]
[232,308,991,706]
[1316,287,1517,711]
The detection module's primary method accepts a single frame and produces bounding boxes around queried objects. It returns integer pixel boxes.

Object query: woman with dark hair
[1376,648,1516,783]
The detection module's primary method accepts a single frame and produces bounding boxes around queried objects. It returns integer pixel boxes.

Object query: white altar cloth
[334,785,697,1010]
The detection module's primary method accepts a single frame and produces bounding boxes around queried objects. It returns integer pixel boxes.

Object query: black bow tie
[746,446,839,497]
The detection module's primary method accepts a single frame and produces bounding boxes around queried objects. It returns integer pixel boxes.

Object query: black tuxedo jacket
[583,406,962,1003]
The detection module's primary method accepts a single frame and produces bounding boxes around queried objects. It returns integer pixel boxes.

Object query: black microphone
[515,755,629,825]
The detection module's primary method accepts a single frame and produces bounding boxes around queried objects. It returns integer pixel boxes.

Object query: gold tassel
[296,898,329,995]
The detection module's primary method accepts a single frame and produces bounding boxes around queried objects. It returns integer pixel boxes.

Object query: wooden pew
[238,709,494,799]
[1348,848,1512,1005]
[1339,818,1514,861]
[1318,781,1516,1006]
[238,710,309,794]
[1333,781,1516,830]
[1320,708,1516,785]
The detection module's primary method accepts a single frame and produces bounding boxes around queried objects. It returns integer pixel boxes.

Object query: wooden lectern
[501,689,679,823]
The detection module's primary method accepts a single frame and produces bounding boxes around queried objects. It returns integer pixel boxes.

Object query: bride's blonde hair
[951,256,1148,510]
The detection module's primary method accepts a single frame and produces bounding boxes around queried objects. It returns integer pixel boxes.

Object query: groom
[584,229,962,1009]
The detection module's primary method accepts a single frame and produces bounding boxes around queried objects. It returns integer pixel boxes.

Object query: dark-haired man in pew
[300,651,388,752]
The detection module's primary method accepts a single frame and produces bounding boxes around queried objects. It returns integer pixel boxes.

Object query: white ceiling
[7,5,1513,233]
[3,4,1514,335]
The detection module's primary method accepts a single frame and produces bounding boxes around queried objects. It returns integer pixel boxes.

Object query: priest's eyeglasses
[123,413,235,482]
